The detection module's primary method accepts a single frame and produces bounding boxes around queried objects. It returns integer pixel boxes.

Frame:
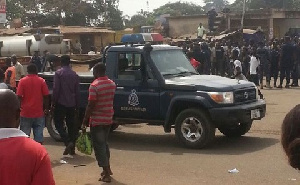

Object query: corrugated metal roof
[0,28,31,35]
[59,26,115,34]
[0,26,116,36]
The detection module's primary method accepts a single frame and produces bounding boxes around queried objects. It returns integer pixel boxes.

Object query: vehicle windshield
[150,49,198,77]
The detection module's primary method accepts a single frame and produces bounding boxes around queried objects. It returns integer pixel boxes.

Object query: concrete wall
[168,16,208,38]
[230,19,269,31]
[64,33,115,53]
[230,18,299,39]
[274,19,300,38]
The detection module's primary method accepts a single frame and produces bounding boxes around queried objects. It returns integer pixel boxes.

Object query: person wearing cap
[11,54,25,81]
[232,50,247,80]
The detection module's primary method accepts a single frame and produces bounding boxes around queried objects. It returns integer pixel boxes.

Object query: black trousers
[54,103,79,146]
[91,125,111,167]
[280,66,291,85]
[270,66,279,84]
[292,64,299,85]
[259,62,271,83]
[249,74,259,86]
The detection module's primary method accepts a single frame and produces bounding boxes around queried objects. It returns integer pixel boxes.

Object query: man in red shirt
[82,63,116,183]
[17,64,50,144]
[0,89,55,185]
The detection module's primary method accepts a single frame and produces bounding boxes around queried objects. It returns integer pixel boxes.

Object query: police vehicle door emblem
[128,89,139,106]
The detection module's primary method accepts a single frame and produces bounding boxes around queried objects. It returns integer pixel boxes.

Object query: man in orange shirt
[4,57,16,91]
[0,89,55,185]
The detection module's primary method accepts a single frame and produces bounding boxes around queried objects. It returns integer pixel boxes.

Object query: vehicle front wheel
[218,121,253,137]
[46,114,62,142]
[175,109,216,149]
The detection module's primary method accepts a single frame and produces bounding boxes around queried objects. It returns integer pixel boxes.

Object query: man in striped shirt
[82,63,116,183]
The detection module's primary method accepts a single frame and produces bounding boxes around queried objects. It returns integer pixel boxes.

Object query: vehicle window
[117,53,142,80]
[150,50,197,77]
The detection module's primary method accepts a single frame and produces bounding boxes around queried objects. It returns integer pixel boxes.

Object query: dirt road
[44,87,300,185]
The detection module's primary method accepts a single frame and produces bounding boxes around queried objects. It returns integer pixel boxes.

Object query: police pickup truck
[41,44,266,149]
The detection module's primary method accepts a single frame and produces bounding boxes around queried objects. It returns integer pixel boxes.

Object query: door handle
[117,87,124,90]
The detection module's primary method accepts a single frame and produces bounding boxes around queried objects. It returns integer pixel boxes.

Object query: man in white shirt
[197,23,206,39]
[11,54,25,81]
[233,50,246,80]
[249,53,260,86]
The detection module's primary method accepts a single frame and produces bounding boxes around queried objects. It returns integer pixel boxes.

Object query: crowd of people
[0,52,115,183]
[1,34,300,184]
[180,35,300,89]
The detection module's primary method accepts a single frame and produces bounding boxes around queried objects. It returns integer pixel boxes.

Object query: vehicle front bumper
[209,99,266,125]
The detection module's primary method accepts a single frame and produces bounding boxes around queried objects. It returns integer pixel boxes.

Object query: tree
[6,0,125,28]
[126,14,148,27]
[6,0,25,21]
[152,1,204,17]
[203,0,229,12]
[105,2,124,30]
[230,0,298,11]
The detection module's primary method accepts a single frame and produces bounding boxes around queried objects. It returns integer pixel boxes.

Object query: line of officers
[182,36,300,89]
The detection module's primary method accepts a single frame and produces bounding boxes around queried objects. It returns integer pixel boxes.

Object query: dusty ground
[43,85,300,185]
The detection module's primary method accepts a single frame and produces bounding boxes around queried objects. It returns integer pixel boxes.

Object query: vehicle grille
[234,88,256,103]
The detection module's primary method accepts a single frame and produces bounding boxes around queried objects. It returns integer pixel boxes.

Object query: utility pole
[240,0,246,44]
[241,0,246,30]
[104,0,108,27]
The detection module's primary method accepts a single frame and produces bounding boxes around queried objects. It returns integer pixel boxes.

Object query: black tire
[46,114,62,142]
[175,109,216,149]
[218,121,253,137]
[110,124,119,132]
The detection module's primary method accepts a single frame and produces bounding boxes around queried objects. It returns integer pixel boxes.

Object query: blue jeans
[20,117,45,143]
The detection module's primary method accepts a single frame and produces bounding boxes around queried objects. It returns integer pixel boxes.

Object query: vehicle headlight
[208,92,234,104]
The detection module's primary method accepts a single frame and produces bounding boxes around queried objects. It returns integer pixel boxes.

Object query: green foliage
[203,0,229,11]
[126,14,149,27]
[6,0,124,29]
[152,1,204,16]
[7,0,300,30]
[6,0,25,20]
[230,0,299,10]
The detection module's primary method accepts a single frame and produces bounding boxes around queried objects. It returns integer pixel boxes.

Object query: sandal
[99,175,111,183]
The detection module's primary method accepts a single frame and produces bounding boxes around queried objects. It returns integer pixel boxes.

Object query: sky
[119,0,236,16]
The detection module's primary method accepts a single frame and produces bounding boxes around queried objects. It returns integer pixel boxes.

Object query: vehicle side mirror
[134,70,142,81]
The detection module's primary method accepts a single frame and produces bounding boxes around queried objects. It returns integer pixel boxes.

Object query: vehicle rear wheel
[175,109,216,149]
[46,114,62,142]
[218,121,253,137]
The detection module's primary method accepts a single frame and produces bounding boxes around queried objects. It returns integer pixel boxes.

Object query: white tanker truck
[0,34,70,57]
